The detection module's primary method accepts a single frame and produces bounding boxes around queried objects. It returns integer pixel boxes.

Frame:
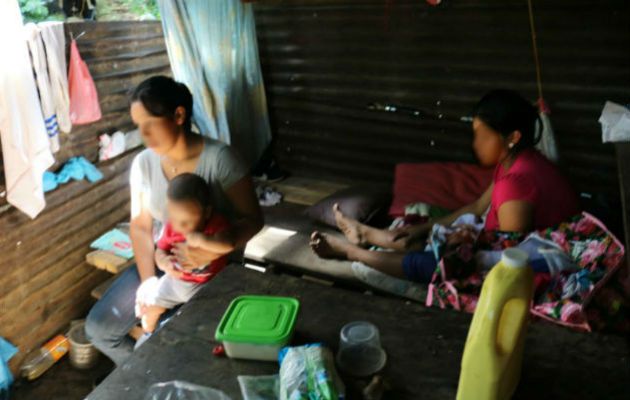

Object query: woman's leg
[310,232,407,278]
[85,265,141,366]
[332,204,425,251]
[311,232,438,282]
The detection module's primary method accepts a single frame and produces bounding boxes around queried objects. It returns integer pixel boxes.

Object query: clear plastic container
[336,321,386,376]
[20,334,69,380]
[215,295,299,361]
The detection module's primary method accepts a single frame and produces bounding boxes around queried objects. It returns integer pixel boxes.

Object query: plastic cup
[336,321,387,376]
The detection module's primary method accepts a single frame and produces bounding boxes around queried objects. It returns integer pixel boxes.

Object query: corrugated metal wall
[254,0,629,199]
[0,21,168,373]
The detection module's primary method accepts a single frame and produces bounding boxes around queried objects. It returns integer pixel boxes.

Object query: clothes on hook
[25,23,61,152]
[0,0,55,219]
[39,21,72,135]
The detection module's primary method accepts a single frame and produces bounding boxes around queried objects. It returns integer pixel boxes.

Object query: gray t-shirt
[129,136,248,236]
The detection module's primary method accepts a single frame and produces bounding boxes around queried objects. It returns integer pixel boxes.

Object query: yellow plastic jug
[456,248,534,400]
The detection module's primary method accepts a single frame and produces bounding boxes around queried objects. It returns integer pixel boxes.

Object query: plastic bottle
[20,334,69,380]
[456,248,534,400]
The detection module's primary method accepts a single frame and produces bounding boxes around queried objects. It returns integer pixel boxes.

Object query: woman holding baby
[85,76,263,365]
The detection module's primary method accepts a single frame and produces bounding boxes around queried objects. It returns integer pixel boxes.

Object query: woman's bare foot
[310,231,354,259]
[333,203,368,247]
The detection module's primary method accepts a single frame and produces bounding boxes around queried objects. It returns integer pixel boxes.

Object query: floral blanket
[427,212,628,332]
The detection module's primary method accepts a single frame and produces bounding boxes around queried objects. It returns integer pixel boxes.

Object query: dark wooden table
[87,265,629,400]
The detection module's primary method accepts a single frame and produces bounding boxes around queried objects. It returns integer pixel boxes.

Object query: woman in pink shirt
[311,90,579,282]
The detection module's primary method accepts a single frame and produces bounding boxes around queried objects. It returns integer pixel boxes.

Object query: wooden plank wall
[0,21,168,374]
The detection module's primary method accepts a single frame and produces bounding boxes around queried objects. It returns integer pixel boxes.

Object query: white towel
[24,23,60,153]
[0,0,54,219]
[39,21,72,135]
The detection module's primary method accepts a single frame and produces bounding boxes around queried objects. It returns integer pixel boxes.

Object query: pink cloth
[389,162,494,217]
[485,148,579,231]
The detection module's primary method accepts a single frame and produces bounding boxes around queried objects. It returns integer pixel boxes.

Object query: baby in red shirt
[136,173,231,333]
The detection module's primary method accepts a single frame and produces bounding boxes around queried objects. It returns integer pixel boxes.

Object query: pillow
[389,162,494,217]
[306,185,392,228]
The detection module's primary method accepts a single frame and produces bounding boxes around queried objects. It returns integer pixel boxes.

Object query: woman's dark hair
[472,89,541,153]
[128,76,193,131]
[167,173,212,210]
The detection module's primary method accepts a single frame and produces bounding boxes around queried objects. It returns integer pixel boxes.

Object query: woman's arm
[429,182,494,227]
[218,173,264,248]
[130,190,157,283]
[186,232,235,254]
[497,200,533,232]
[393,183,494,247]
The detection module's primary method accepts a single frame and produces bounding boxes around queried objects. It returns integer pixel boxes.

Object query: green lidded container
[215,295,299,360]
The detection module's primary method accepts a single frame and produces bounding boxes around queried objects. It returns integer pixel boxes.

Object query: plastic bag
[144,381,231,400]
[237,375,279,400]
[99,131,126,161]
[68,40,101,125]
[535,99,559,163]
[599,101,630,143]
[278,343,345,400]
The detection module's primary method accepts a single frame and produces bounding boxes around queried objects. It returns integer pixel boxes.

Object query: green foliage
[19,0,49,22]
[19,0,65,23]
[128,0,160,19]
[19,0,161,22]
[97,0,160,21]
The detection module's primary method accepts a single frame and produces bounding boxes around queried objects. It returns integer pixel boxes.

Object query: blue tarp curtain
[158,0,272,166]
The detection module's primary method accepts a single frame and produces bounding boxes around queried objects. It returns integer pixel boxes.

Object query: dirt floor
[11,355,114,400]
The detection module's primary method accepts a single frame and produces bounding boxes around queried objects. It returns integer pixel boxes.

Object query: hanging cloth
[0,0,54,218]
[39,21,72,135]
[157,0,272,166]
[25,23,60,153]
[527,0,559,163]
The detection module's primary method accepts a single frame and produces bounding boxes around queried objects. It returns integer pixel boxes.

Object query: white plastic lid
[501,248,529,268]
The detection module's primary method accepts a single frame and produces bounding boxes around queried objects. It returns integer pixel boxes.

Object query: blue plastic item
[43,171,58,192]
[0,337,18,400]
[77,156,103,182]
[42,157,103,193]
[56,157,85,183]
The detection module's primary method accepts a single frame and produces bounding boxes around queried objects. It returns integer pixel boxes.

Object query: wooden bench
[86,250,134,274]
